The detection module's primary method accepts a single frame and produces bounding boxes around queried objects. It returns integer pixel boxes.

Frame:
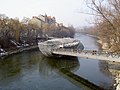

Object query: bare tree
[85,0,120,52]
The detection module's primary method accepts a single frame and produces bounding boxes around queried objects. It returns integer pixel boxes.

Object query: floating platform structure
[38,38,84,56]
[38,38,120,62]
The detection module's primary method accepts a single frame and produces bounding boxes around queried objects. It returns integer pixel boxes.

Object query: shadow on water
[39,56,80,80]
[39,56,80,73]
[39,56,105,90]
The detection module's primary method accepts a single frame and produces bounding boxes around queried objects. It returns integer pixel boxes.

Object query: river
[0,33,115,90]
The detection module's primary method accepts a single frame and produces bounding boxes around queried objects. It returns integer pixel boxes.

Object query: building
[28,14,56,28]
[28,16,43,28]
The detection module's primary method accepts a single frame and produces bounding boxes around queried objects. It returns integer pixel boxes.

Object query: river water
[0,33,114,90]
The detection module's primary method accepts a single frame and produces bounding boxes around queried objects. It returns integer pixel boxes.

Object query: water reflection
[0,33,116,90]
[0,50,82,90]
[39,56,80,78]
[0,50,42,85]
[75,33,114,89]
[99,61,112,76]
[0,57,21,79]
[99,61,120,90]
[39,56,104,90]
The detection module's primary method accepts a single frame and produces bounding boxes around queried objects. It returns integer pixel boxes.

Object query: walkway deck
[52,48,120,62]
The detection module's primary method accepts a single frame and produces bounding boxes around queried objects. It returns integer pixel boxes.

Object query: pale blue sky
[0,0,92,27]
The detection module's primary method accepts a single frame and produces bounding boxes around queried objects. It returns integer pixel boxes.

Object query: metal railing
[52,48,120,62]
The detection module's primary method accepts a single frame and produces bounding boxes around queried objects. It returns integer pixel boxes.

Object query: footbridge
[52,48,120,62]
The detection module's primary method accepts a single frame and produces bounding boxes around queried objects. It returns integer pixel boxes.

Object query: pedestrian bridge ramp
[52,48,120,62]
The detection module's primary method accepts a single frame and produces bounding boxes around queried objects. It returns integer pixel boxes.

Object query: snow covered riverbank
[0,46,38,59]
